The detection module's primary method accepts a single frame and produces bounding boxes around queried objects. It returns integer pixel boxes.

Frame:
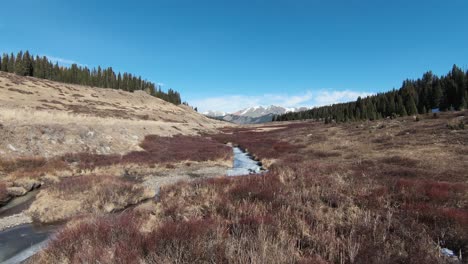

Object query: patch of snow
[240,107,253,115]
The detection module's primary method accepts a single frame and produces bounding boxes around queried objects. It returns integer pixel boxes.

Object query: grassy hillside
[0,71,226,158]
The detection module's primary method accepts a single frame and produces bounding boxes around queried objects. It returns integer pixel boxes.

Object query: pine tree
[7,53,15,73]
[431,80,443,109]
[1,54,8,72]
[0,50,185,106]
[406,97,418,115]
[14,51,23,75]
[22,51,33,76]
[397,95,407,116]
[461,91,467,110]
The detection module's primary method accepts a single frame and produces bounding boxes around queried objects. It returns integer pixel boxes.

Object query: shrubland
[0,135,231,223]
[32,110,467,263]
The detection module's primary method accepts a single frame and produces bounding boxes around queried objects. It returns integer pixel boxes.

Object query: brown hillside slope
[0,71,228,157]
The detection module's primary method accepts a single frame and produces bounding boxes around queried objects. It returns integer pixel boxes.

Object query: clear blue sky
[1,0,467,112]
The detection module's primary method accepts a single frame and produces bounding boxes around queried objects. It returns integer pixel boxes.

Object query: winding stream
[227,147,265,176]
[0,146,264,263]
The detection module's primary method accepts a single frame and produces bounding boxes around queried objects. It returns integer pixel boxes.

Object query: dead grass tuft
[28,175,153,222]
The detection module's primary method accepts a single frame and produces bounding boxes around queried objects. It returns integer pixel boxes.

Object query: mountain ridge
[204,105,309,124]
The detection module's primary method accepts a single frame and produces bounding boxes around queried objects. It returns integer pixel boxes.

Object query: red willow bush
[145,218,226,263]
[0,182,9,203]
[62,135,232,170]
[394,179,467,205]
[0,156,70,179]
[39,162,448,264]
[0,156,47,173]
[210,130,304,160]
[42,212,147,263]
[228,174,283,203]
[40,213,226,264]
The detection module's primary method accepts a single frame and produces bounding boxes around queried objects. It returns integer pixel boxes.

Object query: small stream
[0,189,59,264]
[0,146,265,263]
[0,223,59,264]
[227,147,265,176]
[0,190,38,218]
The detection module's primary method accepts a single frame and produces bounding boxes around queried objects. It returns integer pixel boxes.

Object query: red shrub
[308,150,341,158]
[45,212,147,263]
[395,179,467,204]
[438,208,468,226]
[210,129,304,160]
[0,182,9,202]
[62,135,232,169]
[0,157,47,173]
[229,215,274,236]
[62,153,121,170]
[153,218,215,242]
[381,156,419,167]
[146,219,227,263]
[138,135,231,163]
[228,174,283,203]
[402,202,468,226]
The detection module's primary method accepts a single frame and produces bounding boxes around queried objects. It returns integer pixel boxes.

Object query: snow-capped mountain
[204,105,309,124]
[233,105,291,118]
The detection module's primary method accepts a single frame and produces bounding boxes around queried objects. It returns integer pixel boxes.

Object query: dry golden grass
[0,71,229,158]
[27,174,155,223]
[36,111,467,263]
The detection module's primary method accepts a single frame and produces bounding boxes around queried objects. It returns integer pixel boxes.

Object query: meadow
[30,110,467,263]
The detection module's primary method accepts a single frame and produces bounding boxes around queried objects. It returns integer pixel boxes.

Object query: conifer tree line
[274,65,468,122]
[0,50,182,105]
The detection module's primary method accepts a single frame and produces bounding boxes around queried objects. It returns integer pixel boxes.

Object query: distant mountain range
[204,105,309,124]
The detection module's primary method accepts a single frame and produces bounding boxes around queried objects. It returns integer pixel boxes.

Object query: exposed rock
[7,144,16,151]
[14,179,42,191]
[6,187,27,197]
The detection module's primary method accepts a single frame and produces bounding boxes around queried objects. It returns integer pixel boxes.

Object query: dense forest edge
[0,50,182,105]
[275,65,468,122]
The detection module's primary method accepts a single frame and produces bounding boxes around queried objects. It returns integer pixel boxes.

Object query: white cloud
[43,55,86,67]
[192,90,372,113]
[313,90,372,106]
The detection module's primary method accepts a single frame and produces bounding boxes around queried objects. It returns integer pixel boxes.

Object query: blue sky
[1,0,467,113]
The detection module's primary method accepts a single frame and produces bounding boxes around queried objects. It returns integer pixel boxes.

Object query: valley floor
[0,110,467,263]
